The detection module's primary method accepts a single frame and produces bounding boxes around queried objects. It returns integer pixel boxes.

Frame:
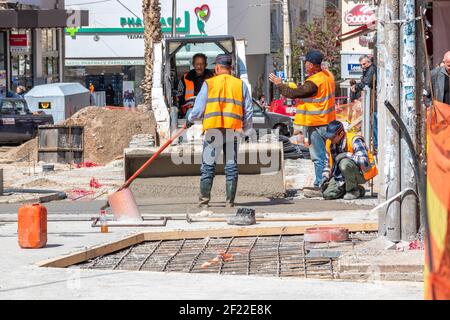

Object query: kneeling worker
[186,54,253,209]
[320,120,378,200]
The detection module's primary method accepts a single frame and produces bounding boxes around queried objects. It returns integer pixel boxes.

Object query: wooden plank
[36,233,146,268]
[38,148,84,152]
[36,223,378,269]
[188,217,333,223]
[143,223,378,241]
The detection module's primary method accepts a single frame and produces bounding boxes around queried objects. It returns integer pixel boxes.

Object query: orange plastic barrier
[18,204,47,249]
[425,100,450,300]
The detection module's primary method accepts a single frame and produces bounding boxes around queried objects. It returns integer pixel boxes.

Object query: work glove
[185,120,194,128]
[319,177,329,192]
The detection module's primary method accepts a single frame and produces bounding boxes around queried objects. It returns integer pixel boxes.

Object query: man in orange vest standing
[186,54,253,213]
[177,53,214,118]
[320,120,378,200]
[269,50,336,197]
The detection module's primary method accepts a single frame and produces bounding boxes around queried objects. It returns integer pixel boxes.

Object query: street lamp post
[298,37,305,84]
[282,0,292,81]
[172,0,177,37]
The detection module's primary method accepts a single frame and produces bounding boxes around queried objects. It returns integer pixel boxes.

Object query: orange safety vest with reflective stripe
[203,74,244,131]
[184,73,195,101]
[326,132,378,181]
[294,69,336,126]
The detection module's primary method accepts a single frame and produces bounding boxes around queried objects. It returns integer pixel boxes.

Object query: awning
[0,9,89,29]
[337,20,377,45]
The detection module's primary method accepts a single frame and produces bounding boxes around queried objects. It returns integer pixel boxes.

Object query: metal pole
[400,0,418,241]
[0,169,3,196]
[384,0,401,242]
[282,0,292,81]
[376,0,387,237]
[362,88,372,142]
[300,57,305,84]
[171,0,177,37]
[416,1,428,235]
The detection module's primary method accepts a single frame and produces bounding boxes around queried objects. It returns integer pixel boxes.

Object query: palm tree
[141,0,162,111]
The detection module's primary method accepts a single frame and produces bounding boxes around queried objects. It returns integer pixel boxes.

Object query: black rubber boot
[225,180,238,208]
[199,180,213,208]
[228,208,256,226]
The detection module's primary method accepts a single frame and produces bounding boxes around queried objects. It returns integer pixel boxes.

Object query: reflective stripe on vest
[184,73,195,100]
[203,74,244,131]
[326,133,378,181]
[294,70,336,127]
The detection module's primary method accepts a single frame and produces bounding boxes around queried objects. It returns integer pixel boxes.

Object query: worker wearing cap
[269,50,336,196]
[320,120,378,200]
[186,54,253,208]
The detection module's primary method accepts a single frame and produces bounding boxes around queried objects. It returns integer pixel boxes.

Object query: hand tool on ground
[102,124,188,221]
[185,213,333,224]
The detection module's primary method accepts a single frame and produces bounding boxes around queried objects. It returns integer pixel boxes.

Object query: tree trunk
[141,0,162,111]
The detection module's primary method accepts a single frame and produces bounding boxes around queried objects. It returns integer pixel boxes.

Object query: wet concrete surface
[0,196,374,216]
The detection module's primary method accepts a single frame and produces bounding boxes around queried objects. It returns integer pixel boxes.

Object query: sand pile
[64,107,157,165]
[2,138,38,162]
[4,107,157,165]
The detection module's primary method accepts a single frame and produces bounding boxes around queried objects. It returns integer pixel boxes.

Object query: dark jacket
[177,69,214,106]
[354,64,377,94]
[427,66,450,104]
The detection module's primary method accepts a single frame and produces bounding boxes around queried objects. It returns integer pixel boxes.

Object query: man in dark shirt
[352,55,376,94]
[444,74,450,105]
[426,51,450,106]
[177,53,214,118]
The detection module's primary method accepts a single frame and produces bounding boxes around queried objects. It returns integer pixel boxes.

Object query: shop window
[41,29,59,83]
[10,30,33,90]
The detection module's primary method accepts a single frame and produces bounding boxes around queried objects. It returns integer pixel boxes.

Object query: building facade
[0,0,87,96]
[64,0,271,106]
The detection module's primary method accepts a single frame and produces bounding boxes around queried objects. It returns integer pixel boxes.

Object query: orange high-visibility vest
[203,74,244,131]
[184,73,195,101]
[294,69,336,126]
[326,132,378,181]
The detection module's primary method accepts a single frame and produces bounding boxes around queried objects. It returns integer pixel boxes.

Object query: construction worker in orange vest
[177,53,214,118]
[320,120,378,200]
[269,50,336,197]
[186,54,253,217]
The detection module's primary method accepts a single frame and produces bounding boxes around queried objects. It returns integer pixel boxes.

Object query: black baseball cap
[212,54,232,67]
[324,120,345,139]
[305,50,324,66]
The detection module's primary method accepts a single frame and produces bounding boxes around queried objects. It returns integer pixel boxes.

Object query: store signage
[9,34,28,54]
[120,17,143,28]
[39,102,51,110]
[65,59,145,66]
[276,71,286,80]
[344,4,375,26]
[348,63,362,74]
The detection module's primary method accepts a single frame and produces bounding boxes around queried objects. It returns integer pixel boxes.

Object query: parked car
[0,98,54,144]
[252,99,293,136]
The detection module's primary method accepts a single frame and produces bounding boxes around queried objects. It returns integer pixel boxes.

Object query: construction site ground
[0,156,424,299]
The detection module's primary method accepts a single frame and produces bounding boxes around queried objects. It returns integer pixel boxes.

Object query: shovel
[103,124,188,221]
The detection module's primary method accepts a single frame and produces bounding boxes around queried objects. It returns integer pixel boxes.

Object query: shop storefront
[0,2,88,96]
[65,0,270,106]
